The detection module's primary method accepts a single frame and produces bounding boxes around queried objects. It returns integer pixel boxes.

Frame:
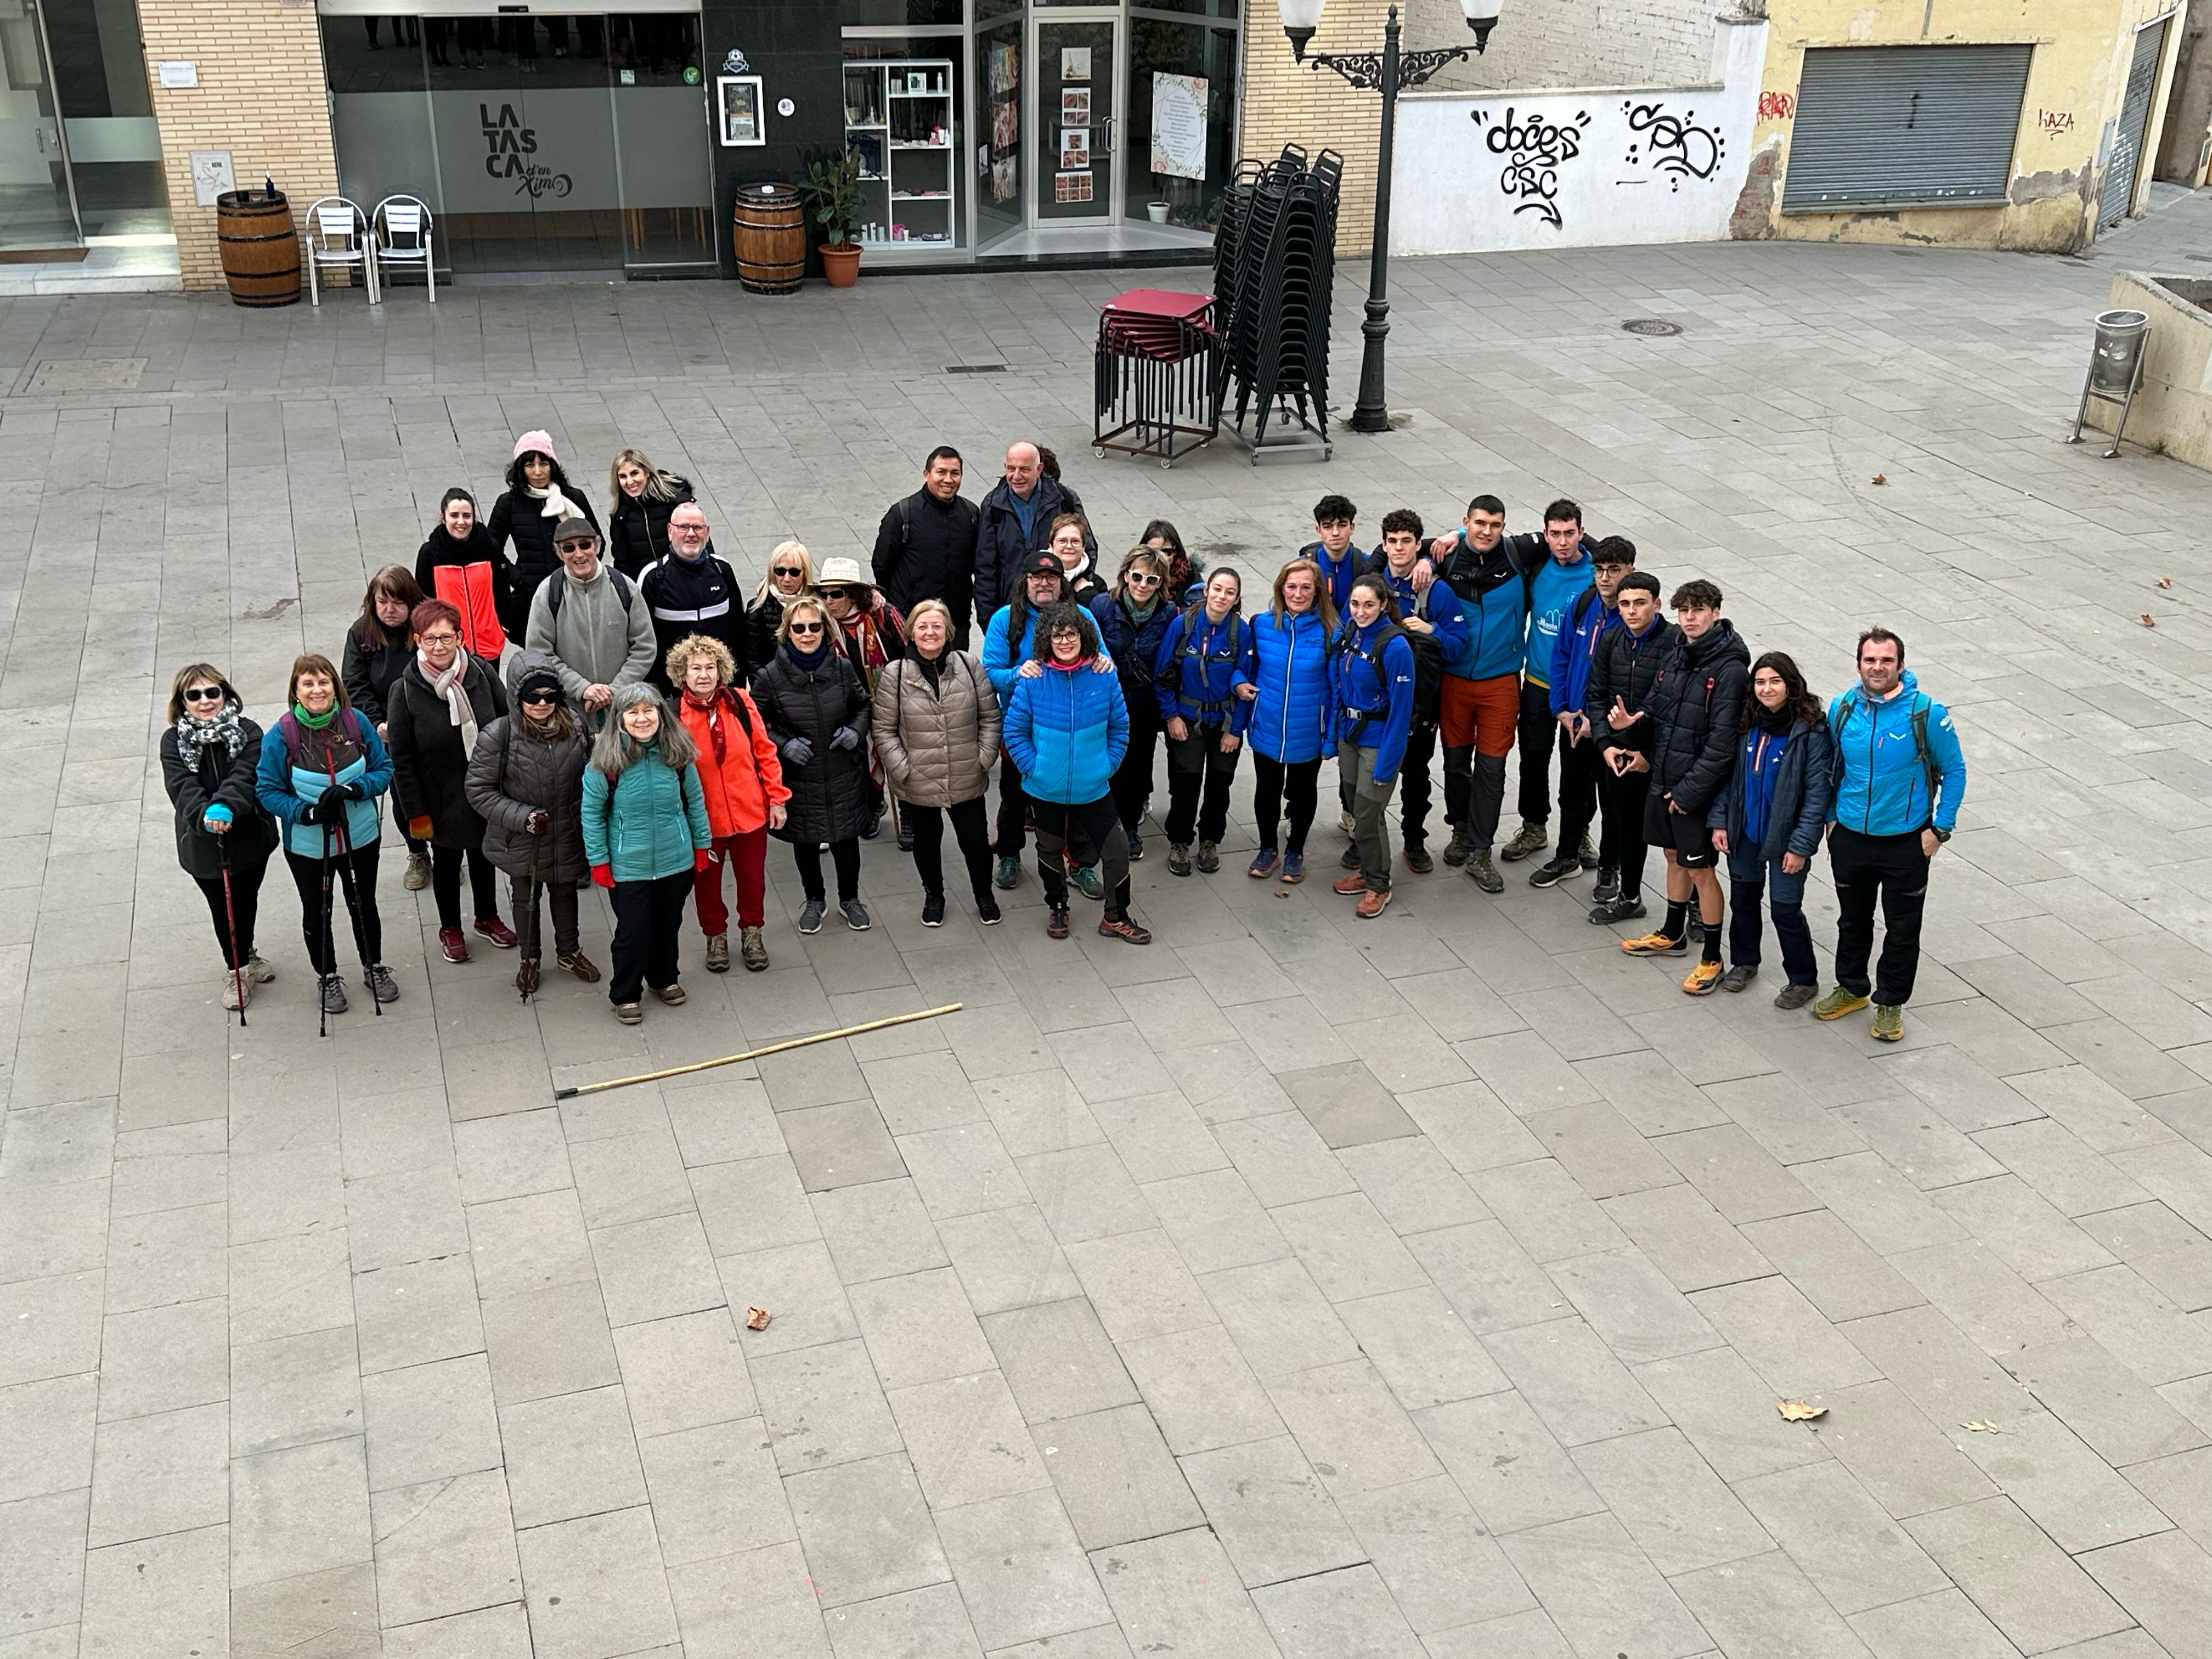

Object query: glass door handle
[1098,117,1113,149]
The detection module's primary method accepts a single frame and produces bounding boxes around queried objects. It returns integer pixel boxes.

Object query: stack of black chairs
[1214,145,1342,463]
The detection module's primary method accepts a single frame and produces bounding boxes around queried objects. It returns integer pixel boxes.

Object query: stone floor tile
[752,1338,901,1475]
[691,1153,821,1257]
[1414,1390,1604,1536]
[1280,1062,1421,1150]
[1201,1255,1360,1380]
[982,1296,1138,1424]
[1572,1426,1773,1577]
[821,1579,985,1658]
[464,1188,595,1300]
[612,1306,757,1438]
[812,1178,950,1285]
[228,1561,380,1658]
[0,1373,94,1506]
[782,1101,907,1194]
[1499,1512,1712,1659]
[2012,1335,2209,1467]
[88,1401,228,1547]
[934,1487,1112,1651]
[1118,1323,1285,1455]
[667,1539,834,1659]
[1033,1402,1206,1550]
[516,1504,679,1659]
[378,1602,534,1659]
[352,1254,481,1376]
[888,1369,1051,1508]
[79,1522,227,1659]
[896,1120,1029,1221]
[499,1383,648,1528]
[1269,1191,1429,1302]
[1737,1209,1927,1323]
[479,1280,622,1405]
[1950,1409,2173,1555]
[850,1267,997,1392]
[1734,1460,1951,1614]
[229,1326,363,1458]
[369,1466,522,1627]
[1814,1379,1997,1521]
[1064,1229,1213,1346]
[1599,1183,1773,1294]
[95,1296,227,1421]
[714,1238,861,1353]
[2078,1528,2211,1658]
[1669,1549,1870,1659]
[2041,1263,2212,1385]
[1336,1285,1513,1412]
[1545,1246,1723,1363]
[1086,1526,1282,1659]
[783,1452,950,1609]
[638,1416,792,1566]
[1655,1125,1819,1224]
[1087,1090,1231,1183]
[1482,1317,1671,1447]
[1251,1562,1425,1659]
[229,1436,373,1590]
[589,1210,724,1327]
[1142,1166,1293,1275]
[360,1353,501,1492]
[1839,1306,2039,1429]
[1691,1276,1883,1395]
[452,1107,572,1206]
[1336,1472,1535,1636]
[1905,1497,2132,1655]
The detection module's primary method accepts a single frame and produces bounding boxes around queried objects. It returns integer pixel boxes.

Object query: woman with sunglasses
[1242,557,1339,884]
[466,652,600,995]
[386,599,516,964]
[816,557,906,842]
[749,541,815,668]
[1087,547,1175,862]
[344,565,433,892]
[749,597,874,934]
[873,599,1000,928]
[162,664,279,1010]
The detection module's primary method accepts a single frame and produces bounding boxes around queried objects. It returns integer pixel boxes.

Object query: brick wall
[1239,0,1396,255]
[137,0,338,291]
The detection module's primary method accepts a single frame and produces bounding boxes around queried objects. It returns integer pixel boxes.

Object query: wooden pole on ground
[552,1002,963,1099]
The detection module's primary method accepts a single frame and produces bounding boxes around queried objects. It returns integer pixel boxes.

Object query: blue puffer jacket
[1328,618,1417,787]
[1005,660,1129,805]
[582,748,711,883]
[1154,608,1252,734]
[1240,610,1333,764]
[1827,669,1966,836]
[1301,540,1369,617]
[1549,586,1616,719]
[1089,592,1174,713]
[257,708,393,860]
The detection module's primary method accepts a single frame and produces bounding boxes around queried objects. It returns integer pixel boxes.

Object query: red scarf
[683,686,740,764]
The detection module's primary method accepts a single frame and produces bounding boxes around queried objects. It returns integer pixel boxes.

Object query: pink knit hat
[512,429,556,461]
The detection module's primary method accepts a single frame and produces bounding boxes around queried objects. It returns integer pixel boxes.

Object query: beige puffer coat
[872,649,1001,809]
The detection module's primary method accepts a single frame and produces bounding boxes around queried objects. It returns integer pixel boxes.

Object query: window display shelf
[845,56,960,258]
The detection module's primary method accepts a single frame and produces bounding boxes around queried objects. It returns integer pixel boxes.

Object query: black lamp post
[1280,0,1502,435]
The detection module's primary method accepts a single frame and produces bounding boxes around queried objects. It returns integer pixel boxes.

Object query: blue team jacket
[1549,586,1617,718]
[1826,669,1967,836]
[1005,660,1130,805]
[1240,609,1333,764]
[1328,618,1417,786]
[1154,610,1253,735]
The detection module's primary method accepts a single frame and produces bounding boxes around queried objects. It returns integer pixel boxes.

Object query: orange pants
[1440,673,1519,757]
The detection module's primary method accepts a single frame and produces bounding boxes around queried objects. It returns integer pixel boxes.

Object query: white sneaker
[1339,809,1357,836]
[245,953,275,984]
[222,966,250,1011]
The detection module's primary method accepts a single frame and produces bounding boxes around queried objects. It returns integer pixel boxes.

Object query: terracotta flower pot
[821,242,861,289]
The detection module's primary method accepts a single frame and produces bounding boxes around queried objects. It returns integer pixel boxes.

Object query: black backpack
[1400,589,1446,728]
[1334,621,1428,735]
[545,567,636,620]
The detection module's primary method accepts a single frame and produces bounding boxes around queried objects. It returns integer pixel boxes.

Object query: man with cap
[524,517,656,720]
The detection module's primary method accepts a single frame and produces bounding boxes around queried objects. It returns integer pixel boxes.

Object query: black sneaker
[974,892,1002,926]
[1720,964,1757,993]
[1528,853,1579,889]
[1593,865,1620,905]
[842,899,872,932]
[798,899,825,935]
[1441,831,1472,867]
[1167,844,1193,877]
[1340,843,1362,870]
[1404,842,1433,875]
[1127,832,1145,862]
[921,893,945,927]
[1588,894,1647,926]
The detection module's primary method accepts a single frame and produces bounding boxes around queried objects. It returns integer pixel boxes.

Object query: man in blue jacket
[1301,494,1368,617]
[1509,501,1600,873]
[1812,627,1967,1042]
[1372,510,1468,874]
[973,442,1093,623]
[1530,535,1634,891]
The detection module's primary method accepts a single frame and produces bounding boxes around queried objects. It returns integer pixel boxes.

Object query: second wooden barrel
[732,184,804,295]
[216,190,302,308]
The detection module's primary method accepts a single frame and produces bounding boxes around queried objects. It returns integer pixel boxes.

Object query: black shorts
[1644,790,1717,868]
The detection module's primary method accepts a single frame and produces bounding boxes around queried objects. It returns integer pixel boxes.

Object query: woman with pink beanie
[488,430,600,638]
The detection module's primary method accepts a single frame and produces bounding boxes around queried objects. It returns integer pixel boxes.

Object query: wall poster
[1150,72,1208,181]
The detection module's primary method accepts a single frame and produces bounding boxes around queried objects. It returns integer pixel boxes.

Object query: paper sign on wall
[1055,171,1093,202]
[188,150,234,206]
[1060,128,1090,168]
[1152,73,1208,181]
[1061,47,1090,82]
[156,61,198,88]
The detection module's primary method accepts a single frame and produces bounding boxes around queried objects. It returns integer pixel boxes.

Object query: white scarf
[528,481,584,522]
[420,651,478,754]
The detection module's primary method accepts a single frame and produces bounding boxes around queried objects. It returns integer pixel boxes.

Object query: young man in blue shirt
[1529,535,1634,891]
[1370,509,1468,873]
[1301,494,1368,619]
[1508,500,1599,875]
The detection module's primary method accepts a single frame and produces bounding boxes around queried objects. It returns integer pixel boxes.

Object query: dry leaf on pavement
[1962,1419,2004,1434]
[1777,1398,1826,1421]
[2158,577,2173,588]
[2142,614,2157,628]
[746,1306,772,1330]
[1870,474,1887,485]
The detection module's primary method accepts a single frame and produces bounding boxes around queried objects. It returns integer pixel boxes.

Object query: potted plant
[802,150,866,288]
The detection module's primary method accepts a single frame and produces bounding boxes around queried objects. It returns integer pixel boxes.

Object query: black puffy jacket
[1583,616,1678,760]
[342,624,411,727]
[488,488,601,637]
[1646,619,1752,814]
[608,480,693,580]
[387,656,510,850]
[749,646,873,845]
[161,717,279,881]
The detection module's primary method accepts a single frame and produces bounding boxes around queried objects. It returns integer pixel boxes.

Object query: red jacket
[675,687,789,836]
[415,525,511,661]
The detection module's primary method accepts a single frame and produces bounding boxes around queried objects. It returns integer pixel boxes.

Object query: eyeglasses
[820,588,855,601]
[787,621,825,636]
[419,633,459,647]
[184,686,224,703]
[670,522,708,534]
[772,566,803,578]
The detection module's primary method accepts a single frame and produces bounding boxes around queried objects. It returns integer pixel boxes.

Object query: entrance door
[0,0,84,256]
[2101,16,2170,230]
[1033,15,1115,225]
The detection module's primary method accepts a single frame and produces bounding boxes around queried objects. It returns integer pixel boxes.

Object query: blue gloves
[782,737,814,767]
[830,726,861,752]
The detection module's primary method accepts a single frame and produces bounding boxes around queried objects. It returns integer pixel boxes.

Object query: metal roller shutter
[1781,45,2033,214]
[2100,18,2170,229]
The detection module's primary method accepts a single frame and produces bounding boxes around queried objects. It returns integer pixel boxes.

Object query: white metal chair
[304,196,378,306]
[371,195,436,304]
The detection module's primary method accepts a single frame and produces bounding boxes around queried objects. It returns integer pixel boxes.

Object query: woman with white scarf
[488,428,600,636]
[161,662,281,1010]
[386,598,516,965]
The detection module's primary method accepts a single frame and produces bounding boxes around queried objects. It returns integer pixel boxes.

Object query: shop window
[842,0,965,24]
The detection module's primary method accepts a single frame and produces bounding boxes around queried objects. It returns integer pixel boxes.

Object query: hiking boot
[1127,832,1145,862]
[364,964,400,1003]
[1871,1004,1905,1042]
[1168,843,1193,877]
[403,849,431,891]
[614,1002,643,1025]
[1340,809,1357,836]
[1578,834,1599,871]
[516,956,541,997]
[1592,865,1621,904]
[1248,848,1280,879]
[974,895,1002,927]
[994,855,1022,890]
[1468,851,1505,894]
[706,934,731,972]
[922,893,945,927]
[320,974,350,1015]
[245,953,276,984]
[842,899,872,932]
[1197,842,1221,874]
[1047,905,1070,940]
[1098,915,1153,946]
[1720,964,1757,994]
[860,806,881,841]
[557,950,600,983]
[1333,872,1369,896]
[896,819,915,853]
[1621,929,1688,956]
[1340,843,1362,870]
[1357,887,1392,919]
[439,926,470,964]
[1529,853,1579,888]
[1441,829,1472,867]
[474,916,518,950]
[1280,853,1306,884]
[1404,842,1433,875]
[1588,895,1646,926]
[1681,960,1725,996]
[798,899,826,935]
[1500,821,1549,863]
[654,983,686,1006]
[1773,981,1818,1011]
[1810,986,1870,1022]
[740,928,769,970]
[1068,862,1105,900]
[222,964,250,1011]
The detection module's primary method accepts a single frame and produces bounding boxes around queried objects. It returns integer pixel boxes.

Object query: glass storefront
[320,9,715,278]
[0,0,174,258]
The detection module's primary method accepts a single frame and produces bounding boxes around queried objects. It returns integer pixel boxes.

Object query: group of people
[163,435,1965,1040]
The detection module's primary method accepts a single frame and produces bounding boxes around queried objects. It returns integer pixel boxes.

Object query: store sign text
[481,104,572,198]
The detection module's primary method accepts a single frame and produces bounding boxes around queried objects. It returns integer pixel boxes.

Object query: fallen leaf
[1962,1419,2004,1434]
[2141,614,2157,628]
[1870,473,1887,485]
[1274,890,1289,898]
[746,1306,772,1331]
[2158,577,2173,588]
[1777,1398,1826,1422]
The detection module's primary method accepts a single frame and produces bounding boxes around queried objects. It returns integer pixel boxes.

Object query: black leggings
[192,851,269,969]
[1165,725,1239,846]
[907,796,994,901]
[1110,701,1163,837]
[1251,754,1322,855]
[431,843,502,930]
[793,838,861,904]
[285,844,383,975]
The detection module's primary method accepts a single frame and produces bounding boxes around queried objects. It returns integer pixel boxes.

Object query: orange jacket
[675,687,789,837]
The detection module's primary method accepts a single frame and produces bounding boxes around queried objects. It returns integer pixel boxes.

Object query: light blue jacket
[1826,669,1966,836]
[1004,662,1129,805]
[256,709,392,860]
[582,749,711,882]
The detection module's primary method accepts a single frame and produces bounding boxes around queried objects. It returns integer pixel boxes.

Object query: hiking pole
[218,833,247,1028]
[520,833,539,1003]
[554,1002,962,1099]
[318,815,336,1039]
[323,753,383,1019]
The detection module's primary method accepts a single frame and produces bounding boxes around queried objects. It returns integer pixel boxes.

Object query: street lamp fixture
[1278,0,1504,433]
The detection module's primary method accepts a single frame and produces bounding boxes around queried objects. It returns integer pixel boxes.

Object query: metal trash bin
[2069,307,2151,457]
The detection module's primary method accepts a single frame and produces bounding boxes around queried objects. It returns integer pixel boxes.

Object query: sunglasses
[1126,572,1161,586]
[772,566,803,578]
[184,686,224,703]
[520,692,558,706]
[557,541,597,554]
[820,587,856,601]
[788,621,825,635]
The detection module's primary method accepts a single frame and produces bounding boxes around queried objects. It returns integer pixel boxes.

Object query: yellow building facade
[1742,0,2189,252]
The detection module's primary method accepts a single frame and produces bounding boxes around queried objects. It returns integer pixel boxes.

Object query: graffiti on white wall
[1392,19,1765,255]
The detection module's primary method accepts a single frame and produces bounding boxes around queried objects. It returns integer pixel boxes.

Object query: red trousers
[692,827,768,934]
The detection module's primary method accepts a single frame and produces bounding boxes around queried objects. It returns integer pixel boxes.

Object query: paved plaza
[5,195,2212,1659]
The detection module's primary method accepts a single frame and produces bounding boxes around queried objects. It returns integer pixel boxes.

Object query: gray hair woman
[581,682,712,1024]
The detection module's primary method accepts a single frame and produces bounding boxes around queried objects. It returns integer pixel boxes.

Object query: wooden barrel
[216,190,301,308]
[732,184,804,295]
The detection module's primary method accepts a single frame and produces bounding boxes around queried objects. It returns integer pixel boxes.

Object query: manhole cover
[1621,319,1683,338]
[26,357,146,392]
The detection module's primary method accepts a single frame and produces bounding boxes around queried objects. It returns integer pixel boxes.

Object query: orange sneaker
[1357,888,1392,919]
[1681,959,1724,996]
[1333,872,1368,896]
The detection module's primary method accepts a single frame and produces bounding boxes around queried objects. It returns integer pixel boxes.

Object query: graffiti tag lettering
[1757,90,1795,121]
[1622,101,1724,191]
[481,103,573,199]
[2039,108,2075,135]
[1472,106,1590,229]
